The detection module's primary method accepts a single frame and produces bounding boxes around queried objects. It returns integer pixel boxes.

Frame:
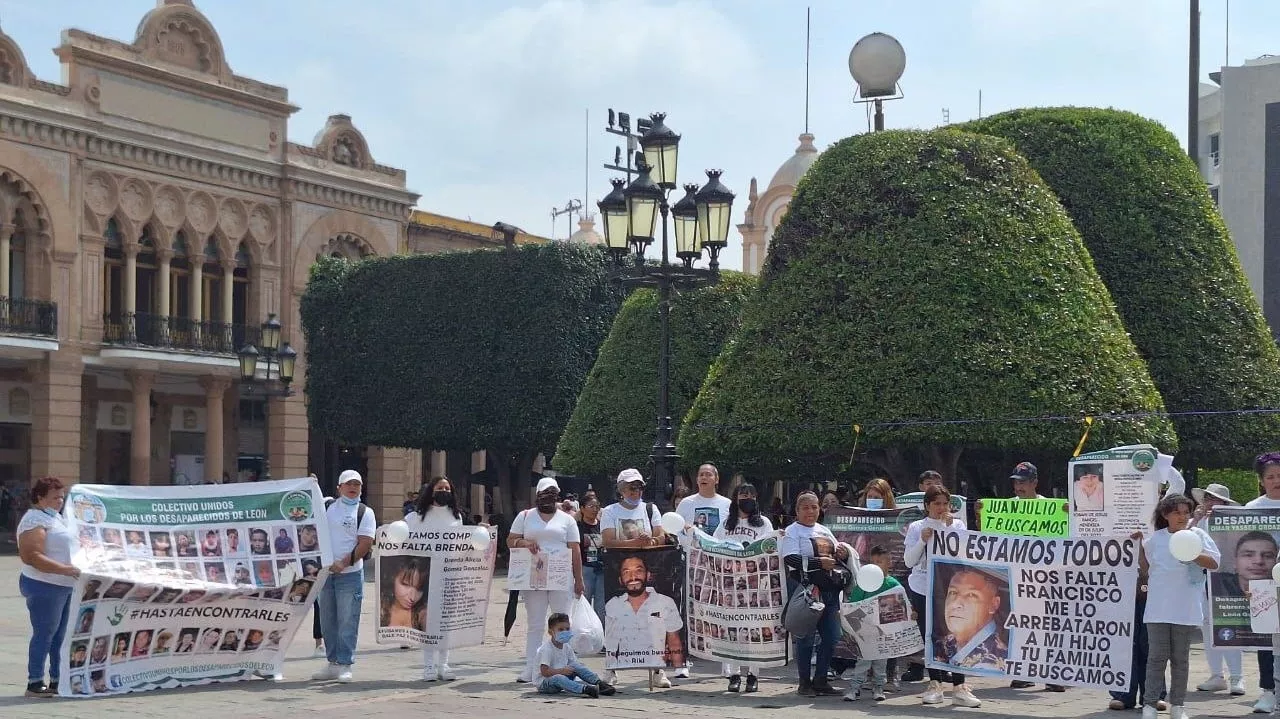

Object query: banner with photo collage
[1207,506,1280,649]
[374,518,498,648]
[602,546,687,671]
[684,532,787,668]
[57,479,331,697]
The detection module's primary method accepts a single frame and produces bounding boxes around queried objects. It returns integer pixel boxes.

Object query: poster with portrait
[506,547,572,591]
[925,529,1138,691]
[57,478,331,697]
[374,518,497,648]
[825,506,923,582]
[602,545,686,671]
[1069,445,1161,538]
[839,583,923,660]
[1206,506,1280,648]
[684,532,787,668]
[895,492,967,528]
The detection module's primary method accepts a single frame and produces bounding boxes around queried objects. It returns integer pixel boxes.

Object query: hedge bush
[965,108,1280,467]
[680,129,1176,475]
[301,243,623,455]
[553,272,756,477]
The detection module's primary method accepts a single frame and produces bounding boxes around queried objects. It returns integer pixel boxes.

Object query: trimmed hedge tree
[302,243,623,507]
[964,108,1280,468]
[553,272,756,478]
[681,129,1176,482]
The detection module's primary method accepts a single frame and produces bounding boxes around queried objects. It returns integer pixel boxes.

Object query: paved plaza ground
[0,555,1262,718]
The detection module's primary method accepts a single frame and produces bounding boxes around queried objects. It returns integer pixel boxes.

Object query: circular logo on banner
[1218,627,1236,643]
[69,493,106,524]
[1131,449,1157,473]
[279,491,314,522]
[760,537,778,553]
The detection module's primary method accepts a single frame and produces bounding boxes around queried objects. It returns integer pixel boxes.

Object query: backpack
[325,497,371,562]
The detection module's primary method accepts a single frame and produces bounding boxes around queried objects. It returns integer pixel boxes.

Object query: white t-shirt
[600,501,663,542]
[779,521,838,560]
[409,505,465,530]
[325,499,376,574]
[1143,526,1220,626]
[677,493,732,535]
[18,509,77,587]
[1246,496,1280,508]
[713,514,775,546]
[536,639,578,689]
[903,517,966,595]
[510,508,580,548]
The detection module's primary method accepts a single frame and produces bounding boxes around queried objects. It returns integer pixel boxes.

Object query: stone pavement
[0,555,1262,718]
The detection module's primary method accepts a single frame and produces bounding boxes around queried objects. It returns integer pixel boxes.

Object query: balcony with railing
[0,297,57,338]
[103,312,259,356]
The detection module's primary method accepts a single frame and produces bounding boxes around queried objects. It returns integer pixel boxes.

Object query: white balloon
[382,520,411,545]
[1168,529,1203,563]
[660,512,686,535]
[856,563,885,593]
[1272,562,1280,584]
[472,526,493,552]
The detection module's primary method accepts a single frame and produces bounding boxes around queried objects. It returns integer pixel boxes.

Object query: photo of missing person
[219,628,242,652]
[1072,463,1105,513]
[879,591,910,623]
[603,548,686,669]
[287,578,316,604]
[74,606,95,635]
[297,524,319,552]
[152,630,174,655]
[266,629,283,649]
[225,527,246,557]
[276,559,301,585]
[232,562,252,585]
[82,578,103,601]
[176,628,199,653]
[380,555,428,630]
[70,640,88,668]
[242,628,264,652]
[252,559,276,587]
[178,589,207,604]
[104,580,135,600]
[205,562,227,583]
[149,531,173,557]
[70,674,86,695]
[174,530,198,557]
[1208,515,1280,647]
[78,525,100,550]
[930,561,1011,674]
[91,669,108,694]
[125,530,150,558]
[200,529,222,557]
[151,587,183,604]
[125,584,160,602]
[301,556,322,579]
[102,528,123,548]
[131,629,153,658]
[110,633,131,662]
[90,635,109,665]
[248,527,271,556]
[273,526,296,554]
[198,628,222,653]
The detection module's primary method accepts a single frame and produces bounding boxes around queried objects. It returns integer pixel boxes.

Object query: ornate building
[0,1,527,523]
[738,133,820,274]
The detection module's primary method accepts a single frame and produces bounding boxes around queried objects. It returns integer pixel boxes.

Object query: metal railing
[0,297,57,337]
[102,312,259,355]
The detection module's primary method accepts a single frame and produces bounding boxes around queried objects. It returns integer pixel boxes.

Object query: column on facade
[367,447,413,522]
[125,246,138,315]
[0,223,12,299]
[190,260,203,345]
[221,262,234,324]
[201,376,230,483]
[30,353,84,483]
[128,370,154,485]
[429,450,446,479]
[157,249,172,340]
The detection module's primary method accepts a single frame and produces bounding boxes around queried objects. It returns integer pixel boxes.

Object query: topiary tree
[680,129,1176,486]
[965,108,1280,469]
[553,272,756,481]
[301,243,623,512]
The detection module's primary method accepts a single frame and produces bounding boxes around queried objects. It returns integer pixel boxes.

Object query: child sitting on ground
[538,612,616,698]
[844,545,902,703]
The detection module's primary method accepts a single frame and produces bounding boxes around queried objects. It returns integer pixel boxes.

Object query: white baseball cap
[535,477,560,495]
[616,468,645,486]
[338,469,363,485]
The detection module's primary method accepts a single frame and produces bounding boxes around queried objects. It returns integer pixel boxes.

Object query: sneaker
[1168,706,1188,719]
[1142,706,1158,719]
[311,663,340,681]
[675,666,690,679]
[312,644,325,658]
[744,674,758,693]
[597,681,617,696]
[873,688,886,701]
[516,670,532,684]
[843,688,860,702]
[884,678,900,693]
[1046,684,1066,692]
[423,665,439,682]
[604,670,617,685]
[921,680,945,705]
[1230,677,1247,696]
[582,684,600,698]
[728,675,741,693]
[1254,690,1276,714]
[1010,680,1035,689]
[255,671,284,682]
[24,681,52,698]
[336,668,353,683]
[438,664,456,681]
[1197,675,1228,692]
[652,669,671,688]
[952,684,982,708]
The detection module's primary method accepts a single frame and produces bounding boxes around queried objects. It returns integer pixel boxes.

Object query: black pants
[907,586,963,686]
[313,602,323,641]
[1261,651,1274,691]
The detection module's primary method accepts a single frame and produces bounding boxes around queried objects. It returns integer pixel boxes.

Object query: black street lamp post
[597,112,735,503]
[237,313,297,482]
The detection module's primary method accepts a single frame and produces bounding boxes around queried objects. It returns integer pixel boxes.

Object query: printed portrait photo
[74,606,95,635]
[174,530,198,557]
[178,589,207,604]
[152,630,174,655]
[253,560,277,587]
[110,632,131,662]
[879,591,910,624]
[70,674,86,695]
[149,531,173,558]
[273,526,296,554]
[1072,463,1105,513]
[198,627,222,653]
[287,578,315,604]
[90,635,109,665]
[176,628,199,653]
[125,530,150,558]
[205,562,227,583]
[220,628,242,652]
[603,549,686,670]
[297,524,320,553]
[130,629,153,658]
[380,555,429,630]
[101,528,123,548]
[70,639,88,668]
[301,556,322,579]
[78,525,100,551]
[266,629,283,649]
[929,561,1011,675]
[242,628,264,652]
[152,587,183,604]
[91,669,108,694]
[199,529,223,557]
[82,578,103,601]
[248,527,272,556]
[125,584,159,602]
[224,527,247,557]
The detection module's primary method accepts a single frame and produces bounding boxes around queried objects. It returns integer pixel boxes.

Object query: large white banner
[374,519,496,649]
[925,529,1139,691]
[59,479,330,697]
[685,532,787,668]
[840,584,923,661]
[1069,445,1161,538]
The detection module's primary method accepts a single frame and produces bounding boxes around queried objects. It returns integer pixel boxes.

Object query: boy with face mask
[537,612,616,697]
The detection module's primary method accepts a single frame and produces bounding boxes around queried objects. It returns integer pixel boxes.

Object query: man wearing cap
[600,468,666,549]
[1190,484,1245,696]
[508,476,584,684]
[312,469,375,683]
[934,566,1008,672]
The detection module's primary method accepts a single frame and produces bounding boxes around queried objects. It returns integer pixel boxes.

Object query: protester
[852,477,900,690]
[537,612,615,697]
[712,482,774,693]
[508,477,584,684]
[601,469,666,548]
[1137,493,1220,719]
[1189,483,1244,696]
[577,491,606,627]
[903,485,979,707]
[842,544,899,702]
[782,490,848,698]
[1107,571,1168,711]
[1249,451,1280,713]
[677,463,732,536]
[408,476,468,681]
[17,477,80,698]
[312,470,375,683]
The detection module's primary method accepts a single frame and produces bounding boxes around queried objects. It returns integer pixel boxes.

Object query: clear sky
[0,1,1274,272]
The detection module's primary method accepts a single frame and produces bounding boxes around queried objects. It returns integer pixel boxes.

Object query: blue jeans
[538,661,600,694]
[582,565,606,625]
[319,570,364,666]
[20,574,73,684]
[788,579,841,684]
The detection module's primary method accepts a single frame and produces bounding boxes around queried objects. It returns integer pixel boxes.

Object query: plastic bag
[569,595,604,655]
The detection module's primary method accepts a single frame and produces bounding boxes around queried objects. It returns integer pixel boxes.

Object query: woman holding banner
[902,486,980,708]
[407,476,469,681]
[714,482,775,693]
[782,491,848,698]
[17,476,79,699]
[1246,451,1280,714]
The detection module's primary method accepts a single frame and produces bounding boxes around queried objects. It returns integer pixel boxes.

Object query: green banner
[978,498,1069,537]
[67,489,314,526]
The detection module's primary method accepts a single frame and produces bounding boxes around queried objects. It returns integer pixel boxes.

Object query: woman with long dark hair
[408,476,468,680]
[714,483,774,693]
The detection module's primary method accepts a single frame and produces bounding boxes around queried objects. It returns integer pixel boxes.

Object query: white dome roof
[568,216,603,245]
[767,133,819,190]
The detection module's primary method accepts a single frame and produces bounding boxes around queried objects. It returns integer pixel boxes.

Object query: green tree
[301,243,623,512]
[680,129,1176,486]
[966,108,1280,469]
[554,272,756,480]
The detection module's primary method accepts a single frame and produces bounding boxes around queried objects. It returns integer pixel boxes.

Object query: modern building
[0,0,541,528]
[1197,54,1280,332]
[738,133,820,275]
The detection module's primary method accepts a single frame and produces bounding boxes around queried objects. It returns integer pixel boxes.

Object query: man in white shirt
[312,469,375,683]
[600,469,665,549]
[604,554,684,683]
[677,463,732,536]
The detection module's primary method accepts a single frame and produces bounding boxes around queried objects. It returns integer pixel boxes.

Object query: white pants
[424,648,450,668]
[523,590,573,680]
[1200,591,1242,678]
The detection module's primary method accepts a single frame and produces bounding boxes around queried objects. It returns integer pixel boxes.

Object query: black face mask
[536,497,558,513]
[738,499,757,515]
[432,491,452,506]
